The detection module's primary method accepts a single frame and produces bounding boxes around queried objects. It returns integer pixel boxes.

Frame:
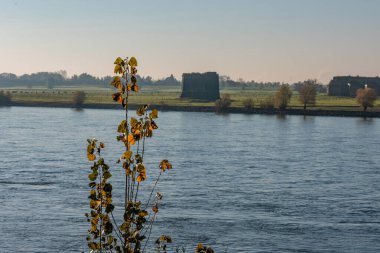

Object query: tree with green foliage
[275,84,292,110]
[356,87,377,111]
[299,79,317,109]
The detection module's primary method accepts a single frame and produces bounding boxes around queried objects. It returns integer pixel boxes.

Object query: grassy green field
[2,86,380,111]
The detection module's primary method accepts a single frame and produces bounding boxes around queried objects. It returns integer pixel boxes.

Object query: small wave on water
[0,180,56,186]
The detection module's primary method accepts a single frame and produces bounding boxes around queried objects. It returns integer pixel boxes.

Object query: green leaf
[117,120,127,133]
[103,171,112,179]
[88,173,98,181]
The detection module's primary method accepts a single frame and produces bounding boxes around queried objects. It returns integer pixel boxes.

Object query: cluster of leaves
[85,139,118,251]
[86,56,173,253]
[196,244,215,253]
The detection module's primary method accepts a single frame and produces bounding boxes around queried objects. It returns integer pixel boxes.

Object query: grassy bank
[2,86,380,112]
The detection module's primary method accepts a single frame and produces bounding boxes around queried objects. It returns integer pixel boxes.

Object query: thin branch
[110,211,124,245]
[144,171,162,209]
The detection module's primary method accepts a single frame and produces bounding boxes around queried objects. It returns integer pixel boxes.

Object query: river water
[0,106,379,252]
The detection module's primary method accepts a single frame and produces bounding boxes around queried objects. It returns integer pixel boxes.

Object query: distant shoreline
[3,101,380,118]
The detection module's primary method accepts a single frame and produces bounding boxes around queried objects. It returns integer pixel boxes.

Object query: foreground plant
[85,56,172,253]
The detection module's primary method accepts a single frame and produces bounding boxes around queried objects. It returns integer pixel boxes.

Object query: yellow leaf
[136,106,145,116]
[160,160,172,171]
[87,153,96,161]
[137,163,146,173]
[130,117,138,127]
[127,83,132,91]
[114,64,123,74]
[128,57,138,67]
[114,57,124,65]
[127,134,136,145]
[121,151,133,160]
[149,109,158,119]
[136,173,146,182]
[111,76,123,90]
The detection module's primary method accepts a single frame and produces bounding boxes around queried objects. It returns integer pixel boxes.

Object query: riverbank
[5,101,380,118]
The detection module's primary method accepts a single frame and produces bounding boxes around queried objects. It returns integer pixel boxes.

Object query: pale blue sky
[1,0,379,83]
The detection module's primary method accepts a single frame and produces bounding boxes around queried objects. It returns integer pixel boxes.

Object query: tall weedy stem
[85,56,173,253]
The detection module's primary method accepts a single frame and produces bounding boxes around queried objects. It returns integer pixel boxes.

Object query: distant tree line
[220,76,327,92]
[0,71,181,88]
[0,71,328,92]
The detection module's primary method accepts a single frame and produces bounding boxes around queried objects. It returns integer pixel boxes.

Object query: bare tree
[72,90,86,108]
[215,94,232,113]
[243,97,254,111]
[275,84,292,110]
[299,79,317,109]
[356,87,377,111]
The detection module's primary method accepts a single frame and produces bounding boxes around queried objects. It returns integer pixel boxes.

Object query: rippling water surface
[1,107,380,252]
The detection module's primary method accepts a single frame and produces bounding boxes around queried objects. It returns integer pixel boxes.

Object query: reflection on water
[0,107,380,252]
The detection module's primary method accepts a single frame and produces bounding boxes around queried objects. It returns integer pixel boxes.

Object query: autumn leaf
[130,117,138,127]
[159,235,172,243]
[137,174,146,182]
[114,57,124,65]
[111,76,123,91]
[151,120,158,129]
[117,120,127,133]
[87,153,96,161]
[128,57,138,67]
[131,84,139,92]
[136,106,145,116]
[160,160,172,171]
[138,210,148,217]
[136,164,146,182]
[112,92,123,104]
[127,134,136,145]
[121,151,133,160]
[114,64,123,74]
[152,204,158,213]
[149,109,158,119]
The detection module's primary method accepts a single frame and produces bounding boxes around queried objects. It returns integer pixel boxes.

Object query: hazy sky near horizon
[1,0,380,83]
